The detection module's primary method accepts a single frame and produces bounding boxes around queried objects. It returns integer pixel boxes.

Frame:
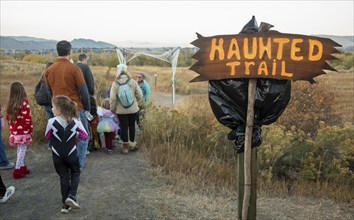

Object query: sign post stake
[238,78,257,220]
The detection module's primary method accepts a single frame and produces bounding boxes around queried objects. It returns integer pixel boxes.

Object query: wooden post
[154,73,158,87]
[238,78,257,220]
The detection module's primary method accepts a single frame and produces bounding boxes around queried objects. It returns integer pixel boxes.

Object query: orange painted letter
[280,61,293,78]
[291,38,304,61]
[258,37,272,59]
[273,38,290,60]
[258,61,268,76]
[243,37,257,59]
[210,38,225,61]
[227,38,241,60]
[244,61,255,75]
[308,39,323,61]
[226,61,241,76]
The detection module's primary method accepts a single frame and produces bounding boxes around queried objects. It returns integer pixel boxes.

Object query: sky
[1,0,353,47]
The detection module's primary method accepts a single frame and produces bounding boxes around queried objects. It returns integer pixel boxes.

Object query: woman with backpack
[34,62,54,150]
[109,64,142,154]
[34,61,54,119]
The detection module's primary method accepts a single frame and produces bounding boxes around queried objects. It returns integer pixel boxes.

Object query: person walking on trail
[34,62,54,150]
[97,98,119,155]
[136,72,151,105]
[0,174,15,203]
[34,62,54,119]
[109,64,142,154]
[136,72,151,126]
[45,95,88,213]
[0,105,15,170]
[45,40,91,170]
[76,53,95,155]
[76,54,95,96]
[5,82,33,179]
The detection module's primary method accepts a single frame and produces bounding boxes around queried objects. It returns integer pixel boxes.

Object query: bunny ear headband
[117,64,128,77]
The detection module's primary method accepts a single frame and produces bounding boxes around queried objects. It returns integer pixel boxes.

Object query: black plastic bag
[209,78,291,153]
[205,16,291,153]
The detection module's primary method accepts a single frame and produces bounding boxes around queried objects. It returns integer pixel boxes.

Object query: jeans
[0,125,10,167]
[77,110,90,170]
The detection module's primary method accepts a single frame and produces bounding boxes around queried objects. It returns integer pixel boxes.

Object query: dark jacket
[77,63,95,96]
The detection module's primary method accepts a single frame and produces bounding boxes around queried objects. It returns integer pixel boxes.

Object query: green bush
[258,122,354,184]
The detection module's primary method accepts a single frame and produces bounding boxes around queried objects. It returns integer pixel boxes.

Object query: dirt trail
[0,146,163,219]
[1,92,353,219]
[151,91,185,108]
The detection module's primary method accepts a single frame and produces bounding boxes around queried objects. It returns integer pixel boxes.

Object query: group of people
[0,40,151,213]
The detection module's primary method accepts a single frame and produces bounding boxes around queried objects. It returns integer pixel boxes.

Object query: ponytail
[52,95,78,123]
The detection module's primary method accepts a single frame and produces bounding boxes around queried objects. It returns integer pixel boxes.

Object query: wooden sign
[190,31,341,83]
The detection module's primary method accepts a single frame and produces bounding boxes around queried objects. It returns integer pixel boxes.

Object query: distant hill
[0,36,117,50]
[316,35,354,52]
[0,35,353,51]
[71,38,116,49]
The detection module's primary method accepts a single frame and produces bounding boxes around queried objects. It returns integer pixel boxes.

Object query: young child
[5,82,33,179]
[97,98,119,154]
[45,95,88,213]
[88,96,101,151]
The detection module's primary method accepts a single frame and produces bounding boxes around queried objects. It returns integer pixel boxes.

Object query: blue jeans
[0,125,10,166]
[77,110,90,170]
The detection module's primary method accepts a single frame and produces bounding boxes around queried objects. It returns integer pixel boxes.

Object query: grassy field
[1,59,352,123]
[0,58,353,202]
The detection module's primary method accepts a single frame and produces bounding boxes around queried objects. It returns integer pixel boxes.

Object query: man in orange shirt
[45,40,90,170]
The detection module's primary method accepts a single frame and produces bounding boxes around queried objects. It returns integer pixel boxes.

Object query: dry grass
[140,94,354,199]
[1,59,353,208]
[141,181,354,219]
[323,71,354,123]
[0,60,44,106]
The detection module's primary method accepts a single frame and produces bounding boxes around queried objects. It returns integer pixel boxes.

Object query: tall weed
[141,95,354,201]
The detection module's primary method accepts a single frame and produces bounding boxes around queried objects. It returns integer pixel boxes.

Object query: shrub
[276,78,342,138]
[23,54,47,64]
[259,122,354,185]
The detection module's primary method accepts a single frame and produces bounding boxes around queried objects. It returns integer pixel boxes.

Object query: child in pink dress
[97,98,119,154]
[5,82,33,179]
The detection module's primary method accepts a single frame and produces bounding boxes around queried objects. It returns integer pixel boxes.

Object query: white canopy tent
[116,47,180,107]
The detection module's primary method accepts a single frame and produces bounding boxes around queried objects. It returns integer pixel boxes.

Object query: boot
[13,169,26,179]
[129,141,138,151]
[122,143,129,154]
[20,166,30,174]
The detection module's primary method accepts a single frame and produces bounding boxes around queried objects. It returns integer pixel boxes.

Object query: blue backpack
[116,79,134,108]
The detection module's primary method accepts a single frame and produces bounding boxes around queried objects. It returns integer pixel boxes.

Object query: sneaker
[129,141,138,151]
[0,186,15,203]
[61,204,71,213]
[65,196,80,209]
[0,162,15,170]
[107,149,113,155]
